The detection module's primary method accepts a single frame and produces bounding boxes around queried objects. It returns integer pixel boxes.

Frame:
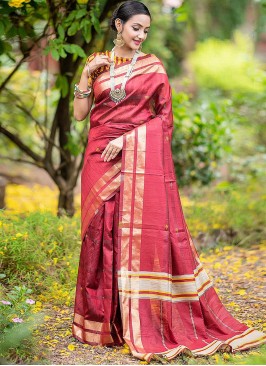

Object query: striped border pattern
[81,160,122,241]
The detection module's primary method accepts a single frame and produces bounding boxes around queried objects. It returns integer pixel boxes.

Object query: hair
[110,1,151,31]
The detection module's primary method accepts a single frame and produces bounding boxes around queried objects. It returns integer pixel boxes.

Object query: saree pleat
[72,51,266,362]
[72,190,124,346]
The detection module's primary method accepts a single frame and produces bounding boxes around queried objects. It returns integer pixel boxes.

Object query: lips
[133,40,141,45]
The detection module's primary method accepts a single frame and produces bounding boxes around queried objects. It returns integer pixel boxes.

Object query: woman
[72,1,265,362]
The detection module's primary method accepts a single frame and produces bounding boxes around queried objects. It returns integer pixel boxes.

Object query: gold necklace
[109,46,140,104]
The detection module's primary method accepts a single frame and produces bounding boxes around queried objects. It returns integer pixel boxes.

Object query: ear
[115,18,123,33]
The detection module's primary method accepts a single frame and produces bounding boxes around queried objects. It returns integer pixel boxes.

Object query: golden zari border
[81,172,121,240]
[82,160,122,218]
[97,59,165,92]
[73,312,111,332]
[72,323,114,345]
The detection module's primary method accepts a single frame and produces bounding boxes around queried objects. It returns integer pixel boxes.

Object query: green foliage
[0,283,33,329]
[171,90,232,187]
[0,0,101,62]
[0,67,86,160]
[186,0,250,41]
[0,210,80,304]
[188,31,266,93]
[183,174,266,245]
[0,279,45,364]
[228,91,266,156]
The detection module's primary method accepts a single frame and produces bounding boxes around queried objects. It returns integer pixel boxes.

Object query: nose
[137,30,145,40]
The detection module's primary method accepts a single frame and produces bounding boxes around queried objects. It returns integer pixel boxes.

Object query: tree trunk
[0,176,7,209]
[57,188,75,217]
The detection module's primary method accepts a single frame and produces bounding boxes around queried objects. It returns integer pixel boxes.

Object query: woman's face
[115,14,151,51]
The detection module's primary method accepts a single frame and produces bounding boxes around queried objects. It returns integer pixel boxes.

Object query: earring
[113,31,125,47]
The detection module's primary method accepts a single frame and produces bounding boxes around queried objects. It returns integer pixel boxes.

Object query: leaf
[51,48,60,61]
[90,12,101,33]
[63,44,73,53]
[0,22,5,37]
[83,24,92,43]
[58,47,67,58]
[70,44,86,58]
[67,22,79,36]
[57,24,65,40]
[75,8,87,19]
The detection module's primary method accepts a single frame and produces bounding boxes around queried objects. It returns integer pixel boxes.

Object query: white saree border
[118,124,147,354]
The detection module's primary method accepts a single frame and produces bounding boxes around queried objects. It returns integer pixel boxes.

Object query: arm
[74,52,112,121]
[73,68,94,121]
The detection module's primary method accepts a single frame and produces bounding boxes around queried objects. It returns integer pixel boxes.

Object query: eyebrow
[132,23,150,29]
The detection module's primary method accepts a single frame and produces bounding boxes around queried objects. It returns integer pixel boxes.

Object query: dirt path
[34,243,266,365]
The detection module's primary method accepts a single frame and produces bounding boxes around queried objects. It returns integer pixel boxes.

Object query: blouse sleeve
[85,52,97,87]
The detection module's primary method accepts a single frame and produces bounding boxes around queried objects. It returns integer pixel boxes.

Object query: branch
[0,25,49,93]
[3,86,71,164]
[0,125,43,163]
[0,154,44,168]
[0,55,28,93]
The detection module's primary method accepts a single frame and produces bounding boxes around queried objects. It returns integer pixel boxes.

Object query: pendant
[109,88,126,103]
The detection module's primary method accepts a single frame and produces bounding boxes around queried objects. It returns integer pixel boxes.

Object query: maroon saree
[72,51,266,362]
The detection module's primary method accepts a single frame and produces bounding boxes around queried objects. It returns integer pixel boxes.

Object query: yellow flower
[223,353,230,360]
[237,289,246,296]
[213,262,222,269]
[67,344,75,351]
[58,225,64,232]
[16,233,23,237]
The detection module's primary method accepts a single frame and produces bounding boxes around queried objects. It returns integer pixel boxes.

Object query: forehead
[127,14,151,27]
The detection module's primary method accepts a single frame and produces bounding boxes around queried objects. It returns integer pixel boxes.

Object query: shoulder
[142,53,167,75]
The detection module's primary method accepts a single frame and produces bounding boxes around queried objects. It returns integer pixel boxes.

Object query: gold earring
[113,31,125,47]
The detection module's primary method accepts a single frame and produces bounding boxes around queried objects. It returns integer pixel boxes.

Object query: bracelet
[74,83,92,98]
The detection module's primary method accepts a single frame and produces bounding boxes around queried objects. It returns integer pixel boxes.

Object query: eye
[133,27,139,31]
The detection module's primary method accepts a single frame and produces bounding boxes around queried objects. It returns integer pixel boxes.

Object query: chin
[131,43,141,50]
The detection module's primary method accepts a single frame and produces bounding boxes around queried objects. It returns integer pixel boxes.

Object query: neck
[113,45,137,58]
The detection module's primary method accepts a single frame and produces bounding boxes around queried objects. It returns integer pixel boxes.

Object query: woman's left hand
[101,135,123,162]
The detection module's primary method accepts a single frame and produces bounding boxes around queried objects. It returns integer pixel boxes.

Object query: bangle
[74,83,92,98]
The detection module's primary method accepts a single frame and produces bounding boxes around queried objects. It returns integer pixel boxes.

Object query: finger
[101,145,109,158]
[107,152,118,161]
[103,147,113,161]
[105,147,119,161]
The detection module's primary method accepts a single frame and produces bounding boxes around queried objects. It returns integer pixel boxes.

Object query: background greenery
[0,0,266,363]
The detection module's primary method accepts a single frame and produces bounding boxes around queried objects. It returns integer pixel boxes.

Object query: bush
[188,31,265,93]
[0,209,80,306]
[172,90,232,186]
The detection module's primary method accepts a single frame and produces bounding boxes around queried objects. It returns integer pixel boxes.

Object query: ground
[32,242,266,365]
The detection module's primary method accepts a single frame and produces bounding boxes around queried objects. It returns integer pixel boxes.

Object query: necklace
[109,46,140,104]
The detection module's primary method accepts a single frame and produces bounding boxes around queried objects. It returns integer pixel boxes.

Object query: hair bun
[110,1,151,32]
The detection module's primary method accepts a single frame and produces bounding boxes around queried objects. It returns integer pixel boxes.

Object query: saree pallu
[72,52,266,362]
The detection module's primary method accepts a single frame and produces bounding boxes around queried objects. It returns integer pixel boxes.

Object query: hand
[84,54,112,75]
[101,136,123,162]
